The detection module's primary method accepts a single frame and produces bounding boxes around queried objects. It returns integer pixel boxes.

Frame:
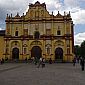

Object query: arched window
[57,30,61,35]
[34,31,40,39]
[15,31,18,36]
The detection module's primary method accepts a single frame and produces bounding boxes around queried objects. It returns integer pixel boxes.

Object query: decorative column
[51,40,54,60]
[51,11,54,35]
[43,21,46,35]
[43,40,46,59]
[4,40,7,59]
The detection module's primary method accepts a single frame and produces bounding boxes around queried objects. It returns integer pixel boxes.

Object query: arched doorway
[12,47,19,59]
[55,47,63,61]
[31,46,42,59]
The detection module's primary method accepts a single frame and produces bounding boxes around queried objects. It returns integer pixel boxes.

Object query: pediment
[24,1,51,20]
[56,11,63,18]
[35,1,40,5]
[14,13,21,19]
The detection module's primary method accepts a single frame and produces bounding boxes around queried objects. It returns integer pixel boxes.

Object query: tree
[74,45,80,57]
[80,41,85,59]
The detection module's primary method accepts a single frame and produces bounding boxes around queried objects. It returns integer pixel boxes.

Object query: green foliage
[74,45,80,57]
[74,41,85,59]
[80,41,85,58]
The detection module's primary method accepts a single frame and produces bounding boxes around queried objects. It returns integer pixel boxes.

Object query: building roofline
[0,30,5,36]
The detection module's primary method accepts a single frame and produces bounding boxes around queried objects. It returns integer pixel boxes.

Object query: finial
[11,13,12,18]
[23,13,24,16]
[17,12,18,14]
[9,15,10,18]
[16,12,20,17]
[52,11,53,15]
[69,11,70,15]
[6,14,8,18]
[64,11,66,16]
[58,11,59,14]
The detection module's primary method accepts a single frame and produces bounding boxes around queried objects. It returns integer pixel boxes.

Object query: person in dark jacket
[42,58,45,68]
[49,58,52,64]
[80,58,84,71]
[72,57,76,66]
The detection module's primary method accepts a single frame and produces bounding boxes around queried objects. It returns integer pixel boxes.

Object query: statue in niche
[47,47,50,54]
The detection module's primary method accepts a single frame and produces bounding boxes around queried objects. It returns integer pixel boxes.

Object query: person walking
[34,57,38,65]
[42,58,45,68]
[80,57,84,71]
[72,57,76,66]
[37,57,42,68]
[49,58,52,64]
[1,58,4,64]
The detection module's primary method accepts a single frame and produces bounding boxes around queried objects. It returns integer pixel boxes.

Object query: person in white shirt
[37,57,42,68]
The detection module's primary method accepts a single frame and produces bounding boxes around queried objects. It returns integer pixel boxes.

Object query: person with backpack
[42,58,45,68]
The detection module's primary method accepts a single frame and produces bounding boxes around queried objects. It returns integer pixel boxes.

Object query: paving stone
[0,63,85,85]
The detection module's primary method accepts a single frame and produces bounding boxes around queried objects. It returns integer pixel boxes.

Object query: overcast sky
[0,0,85,46]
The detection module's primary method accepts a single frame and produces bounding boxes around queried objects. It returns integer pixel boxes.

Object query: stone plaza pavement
[0,63,85,85]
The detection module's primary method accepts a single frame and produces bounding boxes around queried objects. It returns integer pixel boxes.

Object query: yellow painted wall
[4,1,74,62]
[0,36,5,59]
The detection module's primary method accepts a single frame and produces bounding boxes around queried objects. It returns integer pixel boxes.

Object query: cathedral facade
[0,1,74,62]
